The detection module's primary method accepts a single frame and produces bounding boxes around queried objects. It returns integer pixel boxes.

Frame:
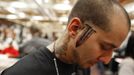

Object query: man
[19,37,51,58]
[1,0,131,75]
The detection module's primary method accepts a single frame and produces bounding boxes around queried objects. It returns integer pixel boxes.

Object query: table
[0,54,19,73]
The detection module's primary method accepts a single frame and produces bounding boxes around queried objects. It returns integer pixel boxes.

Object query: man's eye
[100,44,112,51]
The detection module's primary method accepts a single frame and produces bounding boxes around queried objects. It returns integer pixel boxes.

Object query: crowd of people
[0,24,57,58]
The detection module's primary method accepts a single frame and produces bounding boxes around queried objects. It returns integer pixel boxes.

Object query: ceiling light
[6,14,17,19]
[10,1,28,8]
[6,7,17,13]
[53,3,72,11]
[44,0,49,3]
[18,12,26,18]
[59,16,68,23]
[63,0,70,4]
[31,16,44,20]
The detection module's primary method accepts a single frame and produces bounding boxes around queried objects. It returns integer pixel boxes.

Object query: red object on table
[2,46,19,58]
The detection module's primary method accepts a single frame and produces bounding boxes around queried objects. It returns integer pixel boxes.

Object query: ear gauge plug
[72,25,80,31]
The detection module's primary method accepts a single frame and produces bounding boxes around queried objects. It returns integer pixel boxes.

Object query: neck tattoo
[53,42,77,75]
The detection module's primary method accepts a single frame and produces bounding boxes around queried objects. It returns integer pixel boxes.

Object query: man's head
[55,0,130,69]
[68,0,130,31]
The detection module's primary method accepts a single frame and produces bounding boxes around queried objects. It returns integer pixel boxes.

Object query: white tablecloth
[0,54,18,73]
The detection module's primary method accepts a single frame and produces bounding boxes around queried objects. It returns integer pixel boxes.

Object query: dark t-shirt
[1,47,76,75]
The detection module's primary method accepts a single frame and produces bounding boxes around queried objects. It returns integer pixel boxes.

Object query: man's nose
[99,50,113,64]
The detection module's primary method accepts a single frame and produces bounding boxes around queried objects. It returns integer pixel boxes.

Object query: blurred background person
[19,37,52,58]
[118,31,134,75]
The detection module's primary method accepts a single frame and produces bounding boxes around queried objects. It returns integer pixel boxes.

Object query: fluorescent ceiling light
[53,3,72,11]
[18,12,26,18]
[59,16,68,22]
[6,7,17,13]
[31,16,44,20]
[63,0,70,4]
[10,2,28,8]
[6,14,17,19]
[44,0,49,3]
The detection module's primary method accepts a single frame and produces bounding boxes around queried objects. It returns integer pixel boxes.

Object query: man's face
[71,10,129,69]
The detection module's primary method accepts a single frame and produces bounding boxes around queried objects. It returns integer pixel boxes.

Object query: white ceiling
[0,0,77,22]
[0,0,134,24]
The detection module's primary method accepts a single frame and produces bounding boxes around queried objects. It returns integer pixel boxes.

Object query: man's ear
[67,17,82,38]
